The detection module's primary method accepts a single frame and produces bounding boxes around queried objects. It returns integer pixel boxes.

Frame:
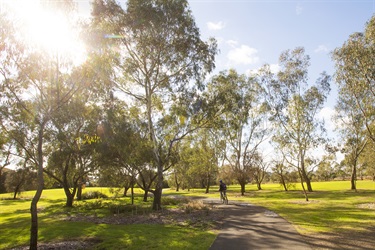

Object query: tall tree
[0,3,87,248]
[0,139,13,193]
[261,47,331,196]
[333,15,375,145]
[85,0,217,210]
[209,69,269,195]
[334,96,367,190]
[359,140,375,181]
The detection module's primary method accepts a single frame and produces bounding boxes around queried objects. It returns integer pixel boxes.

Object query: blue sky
[187,0,375,136]
[187,0,374,159]
[188,1,374,108]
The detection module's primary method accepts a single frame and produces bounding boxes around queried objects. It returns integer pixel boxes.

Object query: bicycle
[220,190,228,205]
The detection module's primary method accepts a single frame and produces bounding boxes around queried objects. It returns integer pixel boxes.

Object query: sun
[5,0,86,64]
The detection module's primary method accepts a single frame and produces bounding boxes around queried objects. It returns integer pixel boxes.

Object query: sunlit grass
[166,180,375,234]
[1,180,374,248]
[0,187,215,249]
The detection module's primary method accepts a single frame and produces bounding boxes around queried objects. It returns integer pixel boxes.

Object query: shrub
[81,191,108,200]
[182,200,210,214]
[162,196,190,206]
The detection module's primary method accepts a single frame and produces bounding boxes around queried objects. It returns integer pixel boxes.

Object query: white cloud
[207,21,225,31]
[314,45,329,53]
[318,106,336,132]
[296,4,303,16]
[227,45,259,65]
[269,64,281,74]
[296,4,303,15]
[226,39,238,48]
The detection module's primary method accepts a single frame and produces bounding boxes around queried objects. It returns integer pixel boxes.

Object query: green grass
[222,180,375,234]
[1,180,374,249]
[0,188,215,249]
[163,180,375,234]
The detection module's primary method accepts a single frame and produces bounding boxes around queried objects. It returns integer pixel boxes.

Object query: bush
[162,196,190,206]
[81,191,108,200]
[182,200,210,214]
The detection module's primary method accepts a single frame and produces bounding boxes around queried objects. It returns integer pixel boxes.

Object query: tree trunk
[257,182,262,190]
[298,168,309,202]
[280,174,288,191]
[123,186,129,197]
[13,182,22,199]
[350,164,357,190]
[152,185,162,210]
[76,185,82,200]
[64,186,76,207]
[205,173,210,194]
[240,182,246,196]
[143,190,149,202]
[174,172,180,192]
[300,161,313,192]
[131,184,134,205]
[30,123,45,250]
[152,161,163,210]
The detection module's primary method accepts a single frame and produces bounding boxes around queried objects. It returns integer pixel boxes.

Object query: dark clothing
[219,182,226,191]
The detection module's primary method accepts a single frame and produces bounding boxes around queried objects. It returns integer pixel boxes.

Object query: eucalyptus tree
[208,69,269,195]
[333,15,375,144]
[271,161,290,191]
[333,16,375,187]
[5,165,37,199]
[334,96,367,190]
[0,139,13,193]
[184,129,220,193]
[171,139,195,191]
[43,92,101,207]
[0,10,53,248]
[260,47,331,196]
[84,0,217,210]
[360,140,375,181]
[252,153,268,190]
[0,3,89,248]
[95,96,157,203]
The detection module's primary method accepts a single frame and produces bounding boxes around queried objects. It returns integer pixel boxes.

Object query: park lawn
[1,180,374,248]
[165,180,375,234]
[0,188,216,249]
[220,180,375,234]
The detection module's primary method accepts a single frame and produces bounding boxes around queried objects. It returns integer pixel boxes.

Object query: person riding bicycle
[219,180,227,199]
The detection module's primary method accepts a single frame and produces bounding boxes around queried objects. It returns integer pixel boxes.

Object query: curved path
[203,200,311,250]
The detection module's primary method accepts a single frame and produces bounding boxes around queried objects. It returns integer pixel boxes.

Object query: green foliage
[333,15,375,143]
[260,47,331,194]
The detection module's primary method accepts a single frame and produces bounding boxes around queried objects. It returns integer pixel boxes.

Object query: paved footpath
[203,200,311,250]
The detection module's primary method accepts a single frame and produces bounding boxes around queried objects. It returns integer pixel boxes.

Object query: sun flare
[4,0,86,64]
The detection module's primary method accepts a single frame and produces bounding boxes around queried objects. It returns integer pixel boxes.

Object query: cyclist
[219,180,228,204]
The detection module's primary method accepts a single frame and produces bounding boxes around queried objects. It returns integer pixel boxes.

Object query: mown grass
[0,188,215,249]
[212,180,375,234]
[1,180,374,249]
